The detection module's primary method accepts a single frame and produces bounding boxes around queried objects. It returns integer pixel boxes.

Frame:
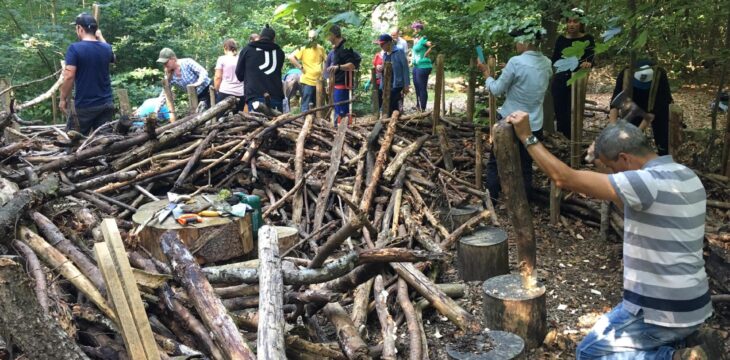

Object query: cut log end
[457,226,509,282]
[446,330,525,360]
[482,274,546,349]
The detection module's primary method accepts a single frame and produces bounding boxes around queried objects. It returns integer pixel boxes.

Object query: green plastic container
[242,194,263,240]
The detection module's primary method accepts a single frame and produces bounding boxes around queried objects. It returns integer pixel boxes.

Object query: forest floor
[390,67,730,359]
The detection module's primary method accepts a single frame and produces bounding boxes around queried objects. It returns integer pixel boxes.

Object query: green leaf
[633,30,648,49]
[561,40,589,59]
[566,68,590,86]
[326,11,361,27]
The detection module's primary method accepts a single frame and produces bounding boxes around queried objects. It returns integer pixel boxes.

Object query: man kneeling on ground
[505,111,719,360]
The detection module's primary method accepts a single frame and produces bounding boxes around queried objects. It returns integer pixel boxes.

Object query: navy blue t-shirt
[64,41,114,108]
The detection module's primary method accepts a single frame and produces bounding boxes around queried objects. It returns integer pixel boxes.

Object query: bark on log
[257,226,286,360]
[0,174,59,242]
[292,114,314,226]
[383,134,429,182]
[436,125,454,171]
[493,121,537,288]
[31,211,105,293]
[373,275,397,360]
[323,302,372,360]
[351,279,374,335]
[0,258,91,360]
[18,226,116,322]
[12,239,50,314]
[392,262,481,333]
[173,129,219,191]
[440,209,491,250]
[359,111,399,215]
[457,226,509,281]
[313,122,348,231]
[397,278,422,360]
[160,231,255,360]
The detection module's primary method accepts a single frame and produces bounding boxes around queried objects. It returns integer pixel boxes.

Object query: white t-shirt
[215,54,244,96]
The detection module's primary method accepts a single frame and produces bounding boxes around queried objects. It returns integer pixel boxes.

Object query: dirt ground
[392,67,730,359]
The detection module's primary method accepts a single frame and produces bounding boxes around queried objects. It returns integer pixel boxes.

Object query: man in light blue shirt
[478,25,552,200]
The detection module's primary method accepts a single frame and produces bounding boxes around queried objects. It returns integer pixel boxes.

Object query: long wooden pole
[370,67,379,116]
[432,54,444,134]
[382,62,393,118]
[493,122,537,288]
[162,76,176,122]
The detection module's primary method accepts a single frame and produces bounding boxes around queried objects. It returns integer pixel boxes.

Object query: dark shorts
[67,102,114,135]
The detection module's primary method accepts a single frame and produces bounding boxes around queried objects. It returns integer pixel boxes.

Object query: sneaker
[685,329,725,360]
[674,346,708,360]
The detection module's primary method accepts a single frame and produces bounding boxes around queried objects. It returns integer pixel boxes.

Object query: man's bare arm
[506,111,623,207]
[59,65,77,114]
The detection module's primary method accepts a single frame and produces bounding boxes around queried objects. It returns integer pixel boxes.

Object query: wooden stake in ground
[161,76,176,122]
[723,105,730,177]
[668,104,683,156]
[437,125,454,171]
[257,226,285,360]
[0,258,91,360]
[186,84,198,113]
[116,89,132,117]
[313,121,348,231]
[160,231,255,360]
[570,75,588,168]
[371,67,379,116]
[487,56,498,128]
[382,62,393,118]
[492,122,537,288]
[432,54,444,134]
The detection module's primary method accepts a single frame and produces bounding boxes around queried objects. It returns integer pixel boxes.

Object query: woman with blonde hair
[214,38,245,113]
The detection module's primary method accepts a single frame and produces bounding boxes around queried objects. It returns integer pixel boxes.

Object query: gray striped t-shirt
[608,155,712,327]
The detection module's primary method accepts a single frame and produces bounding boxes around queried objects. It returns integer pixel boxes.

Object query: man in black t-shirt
[325,24,361,126]
[60,13,115,135]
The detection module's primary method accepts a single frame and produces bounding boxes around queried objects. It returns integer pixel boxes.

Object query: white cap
[307,30,318,40]
[634,65,654,83]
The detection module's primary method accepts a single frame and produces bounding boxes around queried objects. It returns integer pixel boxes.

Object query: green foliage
[1,0,729,123]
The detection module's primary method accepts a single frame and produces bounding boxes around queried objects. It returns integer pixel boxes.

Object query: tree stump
[482,274,546,349]
[457,226,508,282]
[274,226,298,254]
[442,205,481,231]
[132,197,253,264]
[446,330,525,360]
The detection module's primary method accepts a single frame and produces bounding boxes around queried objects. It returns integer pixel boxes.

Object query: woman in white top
[214,39,245,113]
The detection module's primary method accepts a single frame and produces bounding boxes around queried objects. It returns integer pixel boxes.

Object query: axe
[585,91,655,163]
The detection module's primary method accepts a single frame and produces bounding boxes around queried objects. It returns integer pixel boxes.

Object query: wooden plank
[94,243,147,360]
[100,219,161,359]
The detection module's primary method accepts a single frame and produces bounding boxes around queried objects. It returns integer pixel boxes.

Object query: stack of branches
[0,95,503,359]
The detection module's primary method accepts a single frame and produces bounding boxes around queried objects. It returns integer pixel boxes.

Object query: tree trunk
[0,258,91,360]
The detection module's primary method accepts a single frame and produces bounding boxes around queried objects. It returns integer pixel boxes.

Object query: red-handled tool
[176,214,202,225]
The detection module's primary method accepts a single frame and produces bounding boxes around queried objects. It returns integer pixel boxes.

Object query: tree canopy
[1,0,728,120]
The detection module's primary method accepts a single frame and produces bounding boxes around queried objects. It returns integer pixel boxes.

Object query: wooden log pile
[0,97,507,359]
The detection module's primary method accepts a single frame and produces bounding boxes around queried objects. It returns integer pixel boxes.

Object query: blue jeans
[300,84,316,112]
[413,67,431,111]
[334,88,350,126]
[247,97,283,112]
[576,303,700,359]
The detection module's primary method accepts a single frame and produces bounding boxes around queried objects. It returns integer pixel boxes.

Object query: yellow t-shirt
[294,44,326,86]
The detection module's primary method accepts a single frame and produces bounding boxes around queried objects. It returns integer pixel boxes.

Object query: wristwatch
[524,135,539,148]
